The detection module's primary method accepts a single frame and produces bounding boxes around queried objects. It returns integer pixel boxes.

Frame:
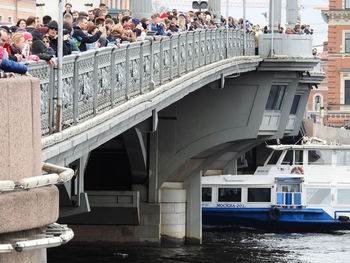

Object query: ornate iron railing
[28,28,256,135]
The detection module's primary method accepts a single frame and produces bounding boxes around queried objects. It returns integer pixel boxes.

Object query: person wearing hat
[31,31,56,65]
[47,20,72,56]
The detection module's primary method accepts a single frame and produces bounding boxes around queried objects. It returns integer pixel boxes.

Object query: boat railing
[276,192,302,207]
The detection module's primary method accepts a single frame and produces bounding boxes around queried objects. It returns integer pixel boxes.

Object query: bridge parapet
[259,34,313,58]
[28,28,256,136]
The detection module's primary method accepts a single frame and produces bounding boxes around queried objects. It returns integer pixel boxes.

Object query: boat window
[308,150,332,165]
[202,187,212,202]
[306,188,331,205]
[295,150,303,165]
[267,150,282,165]
[282,150,293,165]
[247,188,271,202]
[337,189,350,204]
[336,150,350,165]
[218,188,241,202]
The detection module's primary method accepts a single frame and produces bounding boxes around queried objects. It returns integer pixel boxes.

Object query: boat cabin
[202,144,350,215]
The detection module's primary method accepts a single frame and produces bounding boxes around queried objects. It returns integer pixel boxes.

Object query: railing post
[150,40,154,90]
[204,30,208,65]
[177,35,181,77]
[159,38,164,86]
[169,36,173,81]
[125,44,130,99]
[72,54,80,125]
[185,32,189,73]
[110,48,116,106]
[93,50,98,116]
[48,66,55,133]
[140,41,144,93]
[192,32,195,70]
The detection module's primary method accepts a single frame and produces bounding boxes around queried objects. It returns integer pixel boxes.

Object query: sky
[153,0,329,47]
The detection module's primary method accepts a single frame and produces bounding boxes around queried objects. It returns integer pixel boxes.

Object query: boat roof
[267,144,350,150]
[202,174,276,185]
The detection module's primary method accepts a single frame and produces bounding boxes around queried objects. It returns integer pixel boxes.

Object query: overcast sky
[153,0,329,47]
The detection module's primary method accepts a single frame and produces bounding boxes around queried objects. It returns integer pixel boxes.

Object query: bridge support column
[184,172,202,245]
[130,0,153,19]
[160,183,186,246]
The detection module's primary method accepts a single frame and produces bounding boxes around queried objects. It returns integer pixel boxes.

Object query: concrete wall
[0,78,41,183]
[259,34,313,58]
[304,119,350,144]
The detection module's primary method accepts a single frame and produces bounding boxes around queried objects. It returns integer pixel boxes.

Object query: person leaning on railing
[31,31,56,66]
[72,16,105,52]
[0,46,31,77]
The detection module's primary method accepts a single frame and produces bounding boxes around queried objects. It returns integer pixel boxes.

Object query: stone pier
[0,78,59,263]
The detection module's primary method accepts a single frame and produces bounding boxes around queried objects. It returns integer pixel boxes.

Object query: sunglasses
[49,28,58,31]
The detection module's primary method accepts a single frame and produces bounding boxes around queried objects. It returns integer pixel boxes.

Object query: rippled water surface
[48,229,350,263]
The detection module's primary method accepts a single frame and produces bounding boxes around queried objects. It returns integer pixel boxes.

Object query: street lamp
[192,1,208,12]
[243,0,247,55]
[226,0,229,58]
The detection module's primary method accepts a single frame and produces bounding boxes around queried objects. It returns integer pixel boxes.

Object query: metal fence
[28,28,255,135]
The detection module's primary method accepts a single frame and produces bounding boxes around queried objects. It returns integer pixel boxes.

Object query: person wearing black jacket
[31,31,56,65]
[47,20,72,56]
[72,16,105,52]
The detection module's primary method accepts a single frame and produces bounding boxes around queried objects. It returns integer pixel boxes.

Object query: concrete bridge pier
[0,78,73,263]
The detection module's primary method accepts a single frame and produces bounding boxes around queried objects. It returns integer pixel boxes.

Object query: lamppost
[192,1,208,12]
[56,0,64,132]
[243,0,246,55]
[226,0,229,58]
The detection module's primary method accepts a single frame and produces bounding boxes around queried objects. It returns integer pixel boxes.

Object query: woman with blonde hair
[178,15,187,32]
[10,32,25,62]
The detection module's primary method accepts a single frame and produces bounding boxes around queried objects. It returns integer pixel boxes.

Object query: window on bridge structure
[290,95,301,115]
[202,187,212,202]
[265,85,287,111]
[345,80,350,104]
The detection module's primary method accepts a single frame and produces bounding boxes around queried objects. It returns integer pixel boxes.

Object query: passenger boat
[202,138,350,231]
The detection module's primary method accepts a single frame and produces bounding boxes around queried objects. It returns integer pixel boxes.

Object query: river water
[48,229,350,263]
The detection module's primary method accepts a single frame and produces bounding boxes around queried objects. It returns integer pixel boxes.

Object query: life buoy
[268,207,281,221]
[291,167,304,175]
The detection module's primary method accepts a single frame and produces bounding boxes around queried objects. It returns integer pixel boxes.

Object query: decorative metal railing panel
[28,29,256,135]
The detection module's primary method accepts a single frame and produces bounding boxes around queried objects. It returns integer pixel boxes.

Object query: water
[48,229,350,263]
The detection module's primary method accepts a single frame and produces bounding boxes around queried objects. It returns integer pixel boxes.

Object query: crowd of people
[0,2,314,78]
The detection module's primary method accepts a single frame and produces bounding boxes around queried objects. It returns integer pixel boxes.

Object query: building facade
[322,0,350,126]
[36,0,130,21]
[0,0,36,25]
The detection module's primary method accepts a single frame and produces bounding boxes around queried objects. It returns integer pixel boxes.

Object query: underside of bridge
[55,63,322,246]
